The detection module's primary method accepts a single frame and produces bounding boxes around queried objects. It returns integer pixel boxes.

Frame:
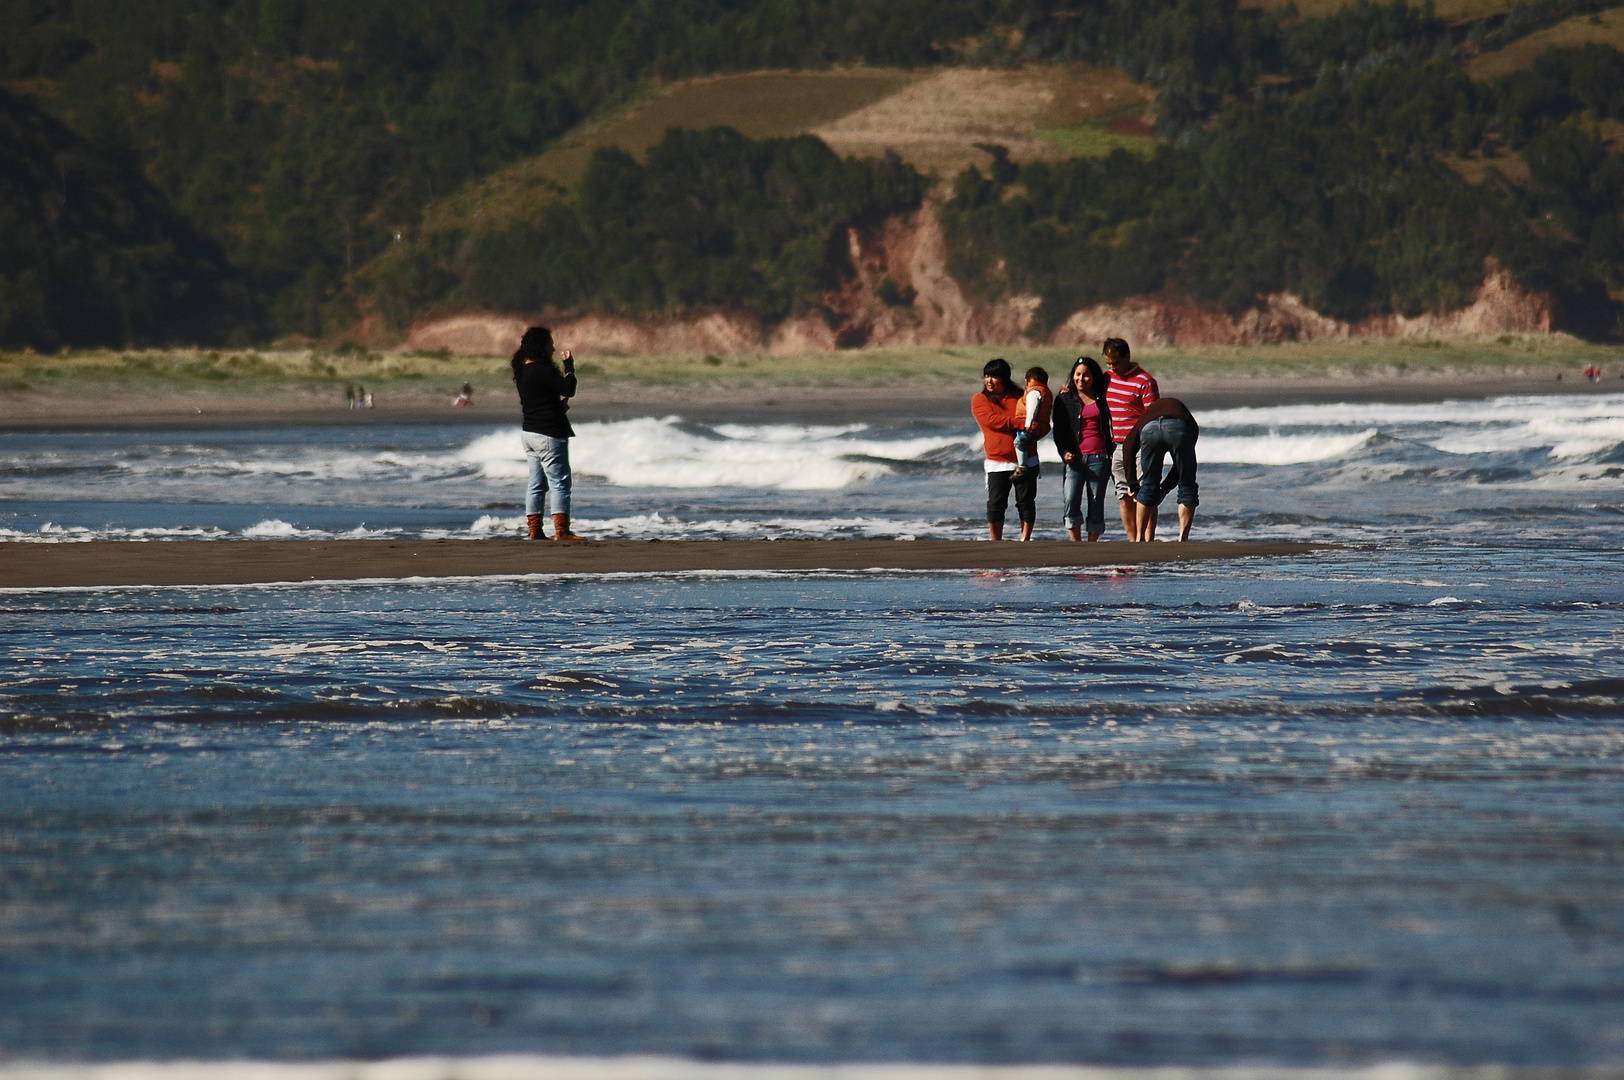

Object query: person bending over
[512,326,585,542]
[1101,337,1159,541]
[1010,366,1052,481]
[1123,396,1199,542]
[971,358,1037,541]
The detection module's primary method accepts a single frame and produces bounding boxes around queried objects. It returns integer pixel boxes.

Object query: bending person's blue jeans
[1062,453,1111,534]
[1135,417,1199,508]
[522,431,571,517]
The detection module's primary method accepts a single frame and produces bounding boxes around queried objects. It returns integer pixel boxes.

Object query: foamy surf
[2,392,1621,546]
[1200,428,1379,465]
[0,1059,1558,1080]
[1202,392,1624,460]
[470,511,949,540]
[459,418,975,489]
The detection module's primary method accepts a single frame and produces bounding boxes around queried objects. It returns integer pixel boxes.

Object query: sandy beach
[1,338,1614,431]
[0,538,1329,589]
[0,373,1600,431]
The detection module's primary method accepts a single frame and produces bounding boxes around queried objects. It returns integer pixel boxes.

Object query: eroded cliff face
[401,206,1554,356]
[1046,264,1552,347]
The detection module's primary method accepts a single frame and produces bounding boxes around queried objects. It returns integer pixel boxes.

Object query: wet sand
[0,539,1331,589]
[0,371,1603,431]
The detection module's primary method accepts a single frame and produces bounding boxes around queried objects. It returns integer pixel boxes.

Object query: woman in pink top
[1050,356,1114,541]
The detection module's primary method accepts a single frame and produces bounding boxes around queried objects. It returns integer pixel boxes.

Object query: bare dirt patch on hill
[530,68,924,187]
[1467,5,1624,80]
[1241,0,1510,16]
[814,65,1154,178]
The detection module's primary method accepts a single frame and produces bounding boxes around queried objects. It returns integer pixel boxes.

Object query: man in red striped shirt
[1102,337,1160,541]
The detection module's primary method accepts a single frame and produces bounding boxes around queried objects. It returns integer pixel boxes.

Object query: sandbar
[0,539,1331,589]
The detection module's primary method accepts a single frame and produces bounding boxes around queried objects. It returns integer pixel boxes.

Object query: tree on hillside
[0,88,250,350]
[368,127,923,325]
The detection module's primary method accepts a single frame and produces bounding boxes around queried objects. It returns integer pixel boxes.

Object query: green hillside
[1468,5,1624,77]
[1245,0,1511,16]
[0,88,250,349]
[944,40,1624,337]
[5,0,1624,348]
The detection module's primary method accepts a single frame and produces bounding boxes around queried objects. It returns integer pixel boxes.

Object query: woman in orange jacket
[971,358,1037,541]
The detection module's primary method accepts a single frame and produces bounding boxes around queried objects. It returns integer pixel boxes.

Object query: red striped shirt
[1104,367,1159,443]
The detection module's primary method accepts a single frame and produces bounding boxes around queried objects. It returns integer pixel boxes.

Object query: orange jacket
[972,388,1021,463]
[1016,383,1054,439]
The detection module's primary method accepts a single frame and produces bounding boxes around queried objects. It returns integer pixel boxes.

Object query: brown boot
[526,514,542,540]
[551,513,586,542]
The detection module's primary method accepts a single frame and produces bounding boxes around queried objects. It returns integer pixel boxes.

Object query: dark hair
[1102,337,1130,363]
[511,326,554,384]
[982,357,1012,388]
[1068,356,1104,398]
[1024,366,1048,386]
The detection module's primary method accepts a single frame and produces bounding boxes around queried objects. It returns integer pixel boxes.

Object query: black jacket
[516,359,576,438]
[1051,387,1114,462]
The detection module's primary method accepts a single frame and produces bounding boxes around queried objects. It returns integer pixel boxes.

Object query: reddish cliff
[402,207,1553,356]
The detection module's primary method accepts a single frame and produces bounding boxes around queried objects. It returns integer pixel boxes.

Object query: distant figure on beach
[1010,366,1052,481]
[513,326,584,542]
[1052,356,1113,542]
[455,382,472,407]
[344,384,356,410]
[1585,365,1602,383]
[972,358,1037,541]
[1123,396,1199,542]
[1102,338,1159,541]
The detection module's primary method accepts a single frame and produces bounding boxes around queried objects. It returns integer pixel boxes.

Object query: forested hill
[3,0,1624,348]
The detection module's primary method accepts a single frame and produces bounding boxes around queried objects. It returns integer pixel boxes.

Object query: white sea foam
[1200,428,1378,465]
[241,519,304,538]
[459,418,975,490]
[0,524,235,543]
[1202,392,1624,459]
[239,519,398,540]
[0,1055,1522,1080]
[464,510,952,541]
[469,513,526,535]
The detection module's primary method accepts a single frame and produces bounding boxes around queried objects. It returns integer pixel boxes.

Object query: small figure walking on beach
[455,382,473,407]
[344,384,356,410]
[972,358,1037,541]
[513,326,585,542]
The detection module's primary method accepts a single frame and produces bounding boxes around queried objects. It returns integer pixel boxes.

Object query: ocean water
[2,392,1623,1070]
[2,392,1621,545]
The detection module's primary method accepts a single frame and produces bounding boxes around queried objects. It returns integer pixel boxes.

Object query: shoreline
[0,539,1333,589]
[0,371,1608,432]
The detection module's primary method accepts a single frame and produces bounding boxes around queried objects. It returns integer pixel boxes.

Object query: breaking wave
[459,418,975,490]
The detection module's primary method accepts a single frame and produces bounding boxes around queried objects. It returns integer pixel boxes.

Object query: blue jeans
[1136,417,1198,508]
[1062,453,1110,533]
[1013,430,1038,466]
[522,432,571,517]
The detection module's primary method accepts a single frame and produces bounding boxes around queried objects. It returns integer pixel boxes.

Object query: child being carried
[1011,366,1053,480]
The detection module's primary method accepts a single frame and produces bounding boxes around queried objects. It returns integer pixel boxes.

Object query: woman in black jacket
[512,326,584,541]
[1050,356,1113,541]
